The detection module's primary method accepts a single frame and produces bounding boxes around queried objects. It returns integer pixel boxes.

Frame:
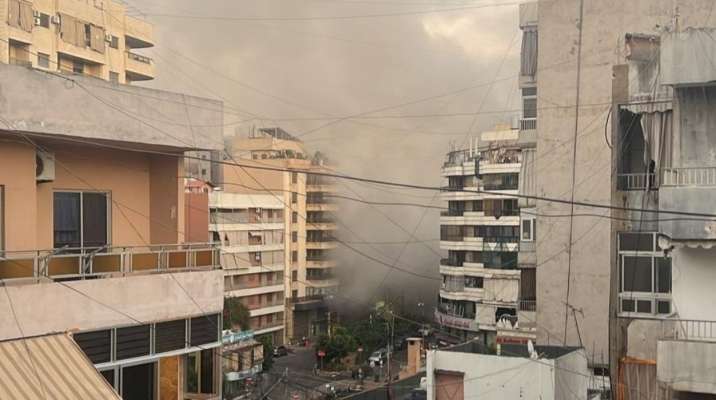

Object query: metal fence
[0,243,218,281]
[661,167,716,187]
[660,319,716,342]
[616,173,655,191]
[520,118,537,130]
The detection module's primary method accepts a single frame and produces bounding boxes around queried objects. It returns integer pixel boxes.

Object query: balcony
[617,173,656,191]
[125,51,155,81]
[125,15,154,49]
[306,202,338,212]
[306,240,338,250]
[659,168,716,240]
[0,243,218,281]
[306,259,337,269]
[482,237,520,252]
[306,222,337,231]
[251,320,285,334]
[657,319,716,395]
[434,309,478,332]
[518,300,536,312]
[661,167,716,187]
[519,118,537,131]
[306,184,337,193]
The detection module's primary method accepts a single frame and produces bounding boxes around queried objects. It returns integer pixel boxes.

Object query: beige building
[526,0,716,398]
[1,0,153,83]
[228,127,339,342]
[0,60,223,398]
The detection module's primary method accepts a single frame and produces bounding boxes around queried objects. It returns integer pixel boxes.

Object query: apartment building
[438,127,534,345]
[525,0,716,398]
[228,127,339,342]
[1,0,153,83]
[209,191,287,346]
[0,63,224,399]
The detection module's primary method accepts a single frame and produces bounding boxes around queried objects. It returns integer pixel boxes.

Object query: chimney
[406,337,423,374]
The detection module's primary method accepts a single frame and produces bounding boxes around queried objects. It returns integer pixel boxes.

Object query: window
[116,325,151,360]
[36,12,50,28]
[108,35,119,49]
[292,270,297,282]
[109,71,119,84]
[72,59,84,74]
[618,232,671,316]
[185,349,216,395]
[292,192,298,203]
[292,289,298,298]
[53,191,109,249]
[291,251,298,263]
[37,52,50,68]
[292,212,298,224]
[292,231,298,243]
[522,87,538,118]
[291,172,298,184]
[522,218,535,241]
[464,276,483,289]
[122,362,156,400]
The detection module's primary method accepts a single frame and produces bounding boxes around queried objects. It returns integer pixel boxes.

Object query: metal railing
[660,319,716,342]
[440,210,465,217]
[519,300,536,312]
[289,294,325,304]
[440,258,463,267]
[520,118,537,131]
[0,243,218,281]
[617,173,655,191]
[661,167,716,187]
[246,300,285,310]
[126,51,152,64]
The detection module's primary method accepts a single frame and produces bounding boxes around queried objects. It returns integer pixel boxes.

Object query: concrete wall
[0,64,223,150]
[657,340,716,395]
[535,0,714,362]
[185,191,209,243]
[0,269,224,340]
[0,137,198,251]
[671,247,716,321]
[554,349,589,400]
[426,349,558,400]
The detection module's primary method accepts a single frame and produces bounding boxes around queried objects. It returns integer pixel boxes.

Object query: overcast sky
[138,0,521,311]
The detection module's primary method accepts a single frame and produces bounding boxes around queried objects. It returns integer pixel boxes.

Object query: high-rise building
[524,0,716,397]
[1,0,154,83]
[227,127,339,342]
[437,127,534,345]
[0,61,224,398]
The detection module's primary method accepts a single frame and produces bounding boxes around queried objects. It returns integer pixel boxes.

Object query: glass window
[656,258,672,293]
[292,212,297,224]
[54,191,108,249]
[622,256,652,292]
[292,172,297,184]
[292,192,298,203]
[37,52,50,68]
[122,362,155,400]
[619,232,654,252]
[522,219,533,241]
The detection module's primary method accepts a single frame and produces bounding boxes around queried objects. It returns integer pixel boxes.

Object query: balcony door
[53,191,109,250]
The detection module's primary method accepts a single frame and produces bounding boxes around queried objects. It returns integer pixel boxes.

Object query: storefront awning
[0,333,120,399]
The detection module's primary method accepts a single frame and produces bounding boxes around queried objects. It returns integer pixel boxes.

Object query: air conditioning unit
[105,33,113,43]
[36,151,55,182]
[51,15,60,25]
[33,10,40,17]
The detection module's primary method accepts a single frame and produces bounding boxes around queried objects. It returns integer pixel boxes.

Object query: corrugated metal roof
[0,333,120,399]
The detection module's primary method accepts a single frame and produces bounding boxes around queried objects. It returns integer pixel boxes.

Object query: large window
[185,349,216,395]
[618,232,672,316]
[522,218,535,241]
[53,191,109,249]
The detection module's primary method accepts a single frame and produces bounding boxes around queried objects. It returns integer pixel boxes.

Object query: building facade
[0,62,224,398]
[523,0,716,398]
[209,191,287,346]
[228,127,339,342]
[2,0,154,83]
[438,128,534,345]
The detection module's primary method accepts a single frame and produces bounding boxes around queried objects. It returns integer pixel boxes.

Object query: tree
[316,326,358,366]
[223,297,250,331]
[258,335,274,372]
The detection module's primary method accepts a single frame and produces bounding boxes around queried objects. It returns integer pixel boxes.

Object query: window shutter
[18,1,33,32]
[59,13,76,44]
[7,0,21,28]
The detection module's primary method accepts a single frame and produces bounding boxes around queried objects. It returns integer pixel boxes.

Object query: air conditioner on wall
[105,33,113,43]
[51,15,60,25]
[36,151,55,182]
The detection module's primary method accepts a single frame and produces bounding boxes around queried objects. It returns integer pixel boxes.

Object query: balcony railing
[126,51,152,64]
[440,258,463,267]
[9,58,32,67]
[440,210,464,217]
[617,173,655,191]
[289,294,325,304]
[519,300,536,312]
[246,300,284,310]
[520,118,537,131]
[660,319,716,342]
[661,167,716,187]
[0,243,219,281]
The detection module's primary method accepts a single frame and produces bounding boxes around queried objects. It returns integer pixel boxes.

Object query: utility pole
[387,311,395,400]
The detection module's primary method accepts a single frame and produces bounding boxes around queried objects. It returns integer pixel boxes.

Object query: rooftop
[445,340,582,360]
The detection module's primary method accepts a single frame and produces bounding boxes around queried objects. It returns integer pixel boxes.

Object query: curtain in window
[7,0,20,28]
[54,192,81,248]
[90,25,105,53]
[18,1,33,32]
[520,29,538,77]
[640,110,673,185]
[82,193,108,248]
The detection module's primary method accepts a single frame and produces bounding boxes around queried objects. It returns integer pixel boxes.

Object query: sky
[136,0,522,313]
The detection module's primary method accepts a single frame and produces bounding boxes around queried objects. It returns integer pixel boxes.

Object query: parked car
[273,345,288,357]
[368,348,389,364]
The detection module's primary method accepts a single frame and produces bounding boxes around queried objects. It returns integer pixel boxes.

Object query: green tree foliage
[315,326,358,365]
[223,297,250,331]
[258,335,274,372]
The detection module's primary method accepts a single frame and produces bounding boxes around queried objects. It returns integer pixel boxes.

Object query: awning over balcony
[0,333,120,399]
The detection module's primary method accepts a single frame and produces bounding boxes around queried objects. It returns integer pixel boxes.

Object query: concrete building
[1,0,154,83]
[209,191,287,346]
[0,63,224,399]
[228,127,339,342]
[426,341,589,400]
[524,0,716,398]
[438,127,534,345]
